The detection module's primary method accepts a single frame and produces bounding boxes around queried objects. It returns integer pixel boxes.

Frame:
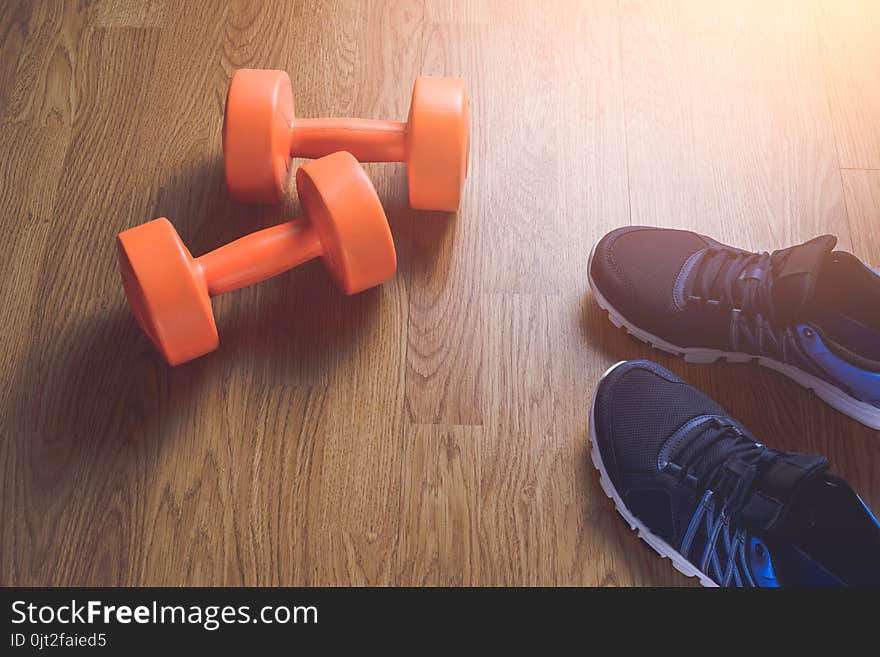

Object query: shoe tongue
[726,452,829,532]
[770,235,836,319]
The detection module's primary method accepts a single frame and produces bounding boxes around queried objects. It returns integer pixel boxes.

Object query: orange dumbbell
[224,69,470,212]
[117,152,396,366]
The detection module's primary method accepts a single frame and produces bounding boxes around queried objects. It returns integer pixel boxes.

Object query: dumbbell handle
[290,118,406,162]
[197,218,322,296]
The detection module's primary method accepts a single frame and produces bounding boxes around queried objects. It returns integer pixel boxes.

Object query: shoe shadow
[578,289,682,370]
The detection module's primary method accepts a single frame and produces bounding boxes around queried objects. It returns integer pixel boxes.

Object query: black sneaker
[588,226,880,429]
[590,359,880,587]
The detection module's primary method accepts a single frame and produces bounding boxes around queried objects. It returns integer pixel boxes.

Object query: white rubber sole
[589,361,718,587]
[587,238,880,431]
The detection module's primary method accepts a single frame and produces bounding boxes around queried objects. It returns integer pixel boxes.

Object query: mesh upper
[594,361,727,481]
[591,226,710,320]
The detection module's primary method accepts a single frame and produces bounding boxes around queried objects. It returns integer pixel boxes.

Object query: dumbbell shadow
[155,153,311,262]
[6,305,200,454]
[212,264,384,383]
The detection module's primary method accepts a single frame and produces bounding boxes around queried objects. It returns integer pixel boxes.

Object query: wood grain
[842,170,880,262]
[814,0,880,170]
[1,0,878,587]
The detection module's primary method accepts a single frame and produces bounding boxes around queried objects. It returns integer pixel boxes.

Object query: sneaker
[589,359,880,587]
[588,226,880,429]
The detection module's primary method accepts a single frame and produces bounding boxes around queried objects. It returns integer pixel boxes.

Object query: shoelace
[668,421,784,587]
[685,248,782,352]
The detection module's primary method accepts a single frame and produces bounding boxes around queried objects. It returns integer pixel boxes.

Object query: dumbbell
[117,152,396,366]
[224,69,470,212]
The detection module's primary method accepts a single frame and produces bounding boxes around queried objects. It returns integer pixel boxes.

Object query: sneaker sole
[587,238,880,431]
[589,360,718,587]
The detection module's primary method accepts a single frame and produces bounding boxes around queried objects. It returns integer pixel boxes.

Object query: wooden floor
[1,0,879,587]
